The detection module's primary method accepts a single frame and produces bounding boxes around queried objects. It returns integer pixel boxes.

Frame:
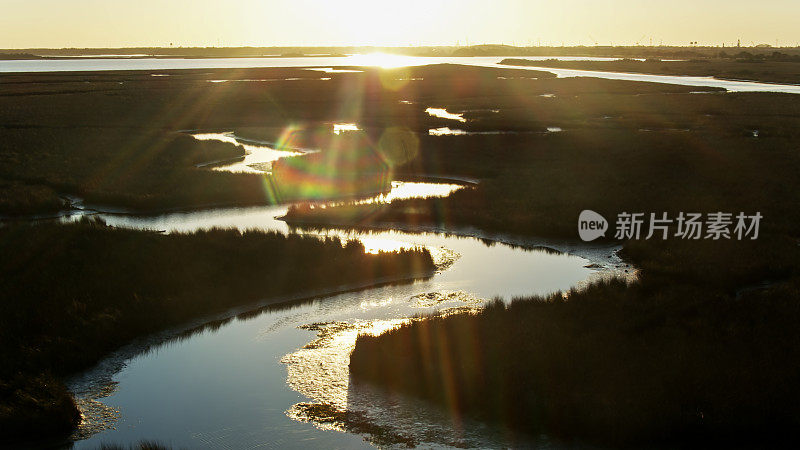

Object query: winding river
[0,50,788,447]
[1,71,647,447]
[60,154,627,448]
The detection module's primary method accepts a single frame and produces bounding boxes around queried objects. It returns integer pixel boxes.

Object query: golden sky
[1,0,799,48]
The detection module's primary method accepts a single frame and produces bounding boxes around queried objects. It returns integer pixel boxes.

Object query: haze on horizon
[2,0,799,49]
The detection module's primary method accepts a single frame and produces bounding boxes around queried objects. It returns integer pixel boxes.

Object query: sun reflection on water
[282,294,486,444]
[344,52,425,69]
[357,237,415,254]
[332,123,360,134]
[306,67,364,73]
[192,131,239,145]
[428,127,467,136]
[363,181,464,204]
[191,132,305,174]
[282,319,411,410]
[426,107,467,123]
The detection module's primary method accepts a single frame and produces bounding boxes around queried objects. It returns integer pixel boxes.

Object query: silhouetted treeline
[720,51,800,62]
[0,219,434,441]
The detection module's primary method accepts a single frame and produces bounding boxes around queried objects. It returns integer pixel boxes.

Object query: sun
[306,0,455,47]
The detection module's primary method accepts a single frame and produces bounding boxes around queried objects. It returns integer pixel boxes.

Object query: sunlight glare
[192,132,239,145]
[345,53,425,69]
[332,123,360,134]
[358,237,414,254]
[426,108,467,123]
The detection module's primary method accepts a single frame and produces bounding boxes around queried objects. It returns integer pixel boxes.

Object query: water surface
[500,59,800,93]
[65,199,622,448]
[192,132,305,174]
[425,108,466,123]
[4,54,799,93]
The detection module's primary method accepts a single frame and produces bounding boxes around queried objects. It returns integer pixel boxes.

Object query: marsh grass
[0,219,434,440]
[0,64,723,215]
[319,66,800,446]
[0,180,66,215]
[339,120,800,444]
[351,275,800,445]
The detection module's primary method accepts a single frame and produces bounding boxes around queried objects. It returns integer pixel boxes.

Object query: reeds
[0,220,434,440]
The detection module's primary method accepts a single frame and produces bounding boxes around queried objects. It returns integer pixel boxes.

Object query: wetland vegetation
[352,242,800,445]
[331,65,800,445]
[0,219,433,441]
[3,58,800,446]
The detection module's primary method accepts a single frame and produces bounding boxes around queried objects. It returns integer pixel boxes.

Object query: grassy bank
[351,236,800,446]
[0,219,434,442]
[350,274,800,446]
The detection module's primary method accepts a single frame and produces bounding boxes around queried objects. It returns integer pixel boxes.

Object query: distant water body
[0,55,800,94]
[0,55,624,73]
[2,54,799,93]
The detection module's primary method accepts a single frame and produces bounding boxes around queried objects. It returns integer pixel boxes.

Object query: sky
[1,0,799,49]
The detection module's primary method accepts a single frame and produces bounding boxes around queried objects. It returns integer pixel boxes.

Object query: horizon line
[3,43,798,52]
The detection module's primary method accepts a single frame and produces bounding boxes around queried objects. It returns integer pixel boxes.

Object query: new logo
[578,210,608,242]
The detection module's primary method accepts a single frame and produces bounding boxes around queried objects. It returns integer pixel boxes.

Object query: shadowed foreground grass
[0,219,434,442]
[348,229,800,446]
[351,272,800,446]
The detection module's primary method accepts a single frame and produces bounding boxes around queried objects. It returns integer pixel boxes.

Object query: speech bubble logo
[578,210,608,242]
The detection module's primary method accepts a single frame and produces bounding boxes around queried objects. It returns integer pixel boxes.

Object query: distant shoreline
[3,44,799,60]
[0,53,349,61]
